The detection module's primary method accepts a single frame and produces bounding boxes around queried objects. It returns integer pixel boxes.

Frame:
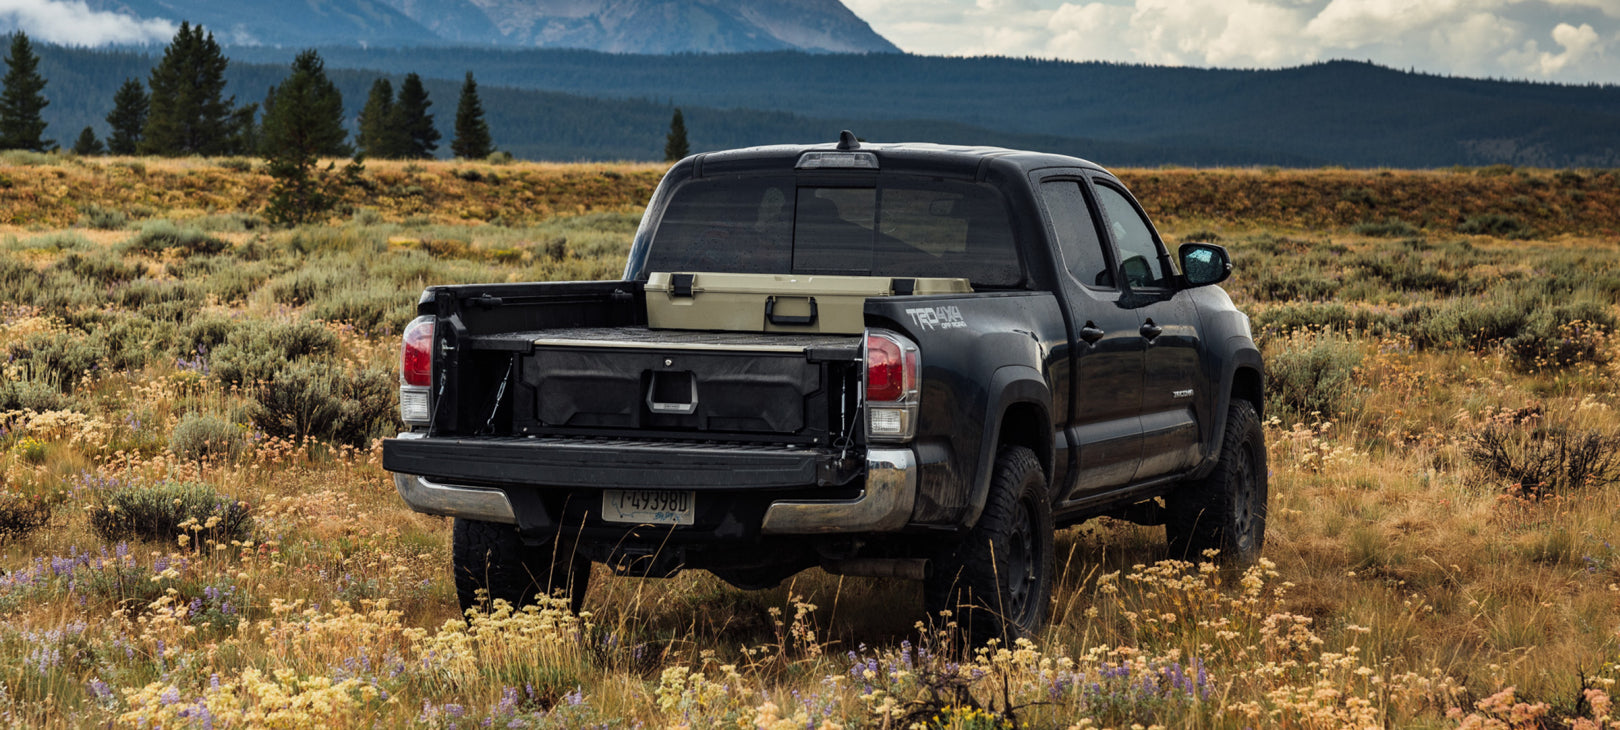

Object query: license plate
[602,489,696,525]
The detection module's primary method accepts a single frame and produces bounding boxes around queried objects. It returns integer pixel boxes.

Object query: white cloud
[1535,21,1603,72]
[0,0,174,46]
[1305,0,1486,47]
[847,0,1620,82]
[1431,12,1524,69]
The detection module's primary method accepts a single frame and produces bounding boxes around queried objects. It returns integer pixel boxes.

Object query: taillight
[864,329,920,442]
[401,316,434,387]
[400,315,434,425]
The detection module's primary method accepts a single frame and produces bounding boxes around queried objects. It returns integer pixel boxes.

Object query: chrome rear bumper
[388,433,915,533]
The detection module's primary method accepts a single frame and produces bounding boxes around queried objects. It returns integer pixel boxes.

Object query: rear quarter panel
[865,291,1067,527]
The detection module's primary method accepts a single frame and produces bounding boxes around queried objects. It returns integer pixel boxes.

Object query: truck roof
[689,135,1110,180]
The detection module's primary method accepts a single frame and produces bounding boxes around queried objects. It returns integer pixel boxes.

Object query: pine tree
[72,126,103,155]
[664,108,689,162]
[451,72,493,159]
[356,78,407,159]
[105,78,148,155]
[142,22,246,156]
[260,50,349,159]
[261,49,356,225]
[393,73,440,160]
[0,31,52,151]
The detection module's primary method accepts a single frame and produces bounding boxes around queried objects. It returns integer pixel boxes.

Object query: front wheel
[452,518,592,616]
[925,445,1054,644]
[1166,399,1267,565]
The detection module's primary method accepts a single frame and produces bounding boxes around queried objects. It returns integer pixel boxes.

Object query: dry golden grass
[0,158,1616,728]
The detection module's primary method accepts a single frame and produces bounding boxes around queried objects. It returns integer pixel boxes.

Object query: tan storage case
[645,272,971,334]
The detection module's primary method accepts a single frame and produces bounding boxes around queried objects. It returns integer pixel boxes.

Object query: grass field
[0,152,1617,728]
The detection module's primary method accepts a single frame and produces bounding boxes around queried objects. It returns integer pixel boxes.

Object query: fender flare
[1194,339,1264,479]
[960,364,1053,528]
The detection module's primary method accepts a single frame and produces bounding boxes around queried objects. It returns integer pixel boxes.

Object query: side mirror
[1179,242,1232,287]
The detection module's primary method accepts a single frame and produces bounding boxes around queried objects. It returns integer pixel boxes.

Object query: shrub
[174,315,241,359]
[1458,213,1534,240]
[7,330,99,391]
[0,149,59,166]
[169,413,245,461]
[1402,297,1529,352]
[113,279,201,322]
[252,363,397,446]
[487,151,514,165]
[268,265,346,305]
[0,488,57,541]
[89,481,252,543]
[305,283,416,333]
[210,320,340,386]
[0,379,69,412]
[190,212,266,232]
[20,231,90,251]
[1469,422,1620,501]
[217,157,254,172]
[54,250,140,285]
[1263,330,1363,420]
[122,220,229,256]
[1354,253,1460,294]
[1506,304,1613,371]
[94,315,177,371]
[77,205,131,230]
[1351,218,1418,237]
[1244,271,1339,302]
[1252,303,1398,337]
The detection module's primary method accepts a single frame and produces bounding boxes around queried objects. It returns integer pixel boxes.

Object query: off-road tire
[925,445,1054,644]
[1166,399,1267,565]
[452,518,592,616]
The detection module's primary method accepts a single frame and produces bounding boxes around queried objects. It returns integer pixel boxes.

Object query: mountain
[71,0,898,53]
[81,0,442,46]
[418,0,901,53]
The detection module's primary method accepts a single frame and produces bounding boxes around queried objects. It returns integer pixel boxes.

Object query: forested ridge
[29,43,1620,166]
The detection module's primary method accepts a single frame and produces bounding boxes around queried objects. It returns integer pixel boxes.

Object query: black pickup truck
[382,133,1265,640]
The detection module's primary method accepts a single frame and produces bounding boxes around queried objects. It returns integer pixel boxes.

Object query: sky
[2,0,1616,84]
[843,0,1620,84]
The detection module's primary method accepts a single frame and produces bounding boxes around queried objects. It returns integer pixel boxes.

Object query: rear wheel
[452,518,591,615]
[1166,399,1267,565]
[925,445,1053,644]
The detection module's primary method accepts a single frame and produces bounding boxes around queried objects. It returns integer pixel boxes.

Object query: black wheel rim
[1005,496,1040,622]
[1230,440,1259,555]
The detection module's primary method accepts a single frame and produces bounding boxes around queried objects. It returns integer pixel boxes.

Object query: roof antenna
[836,130,860,150]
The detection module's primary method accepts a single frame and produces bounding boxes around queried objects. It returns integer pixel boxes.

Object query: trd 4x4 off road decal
[906,305,967,330]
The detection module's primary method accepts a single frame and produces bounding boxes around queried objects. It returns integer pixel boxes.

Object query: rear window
[645,175,1022,287]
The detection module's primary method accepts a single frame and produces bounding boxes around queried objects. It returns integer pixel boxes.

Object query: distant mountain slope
[429,0,901,53]
[33,45,1620,167]
[81,0,442,46]
[68,0,897,53]
[32,45,1301,165]
[221,47,1617,168]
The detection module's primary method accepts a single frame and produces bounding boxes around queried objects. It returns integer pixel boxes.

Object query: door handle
[1079,323,1105,344]
[1139,320,1163,340]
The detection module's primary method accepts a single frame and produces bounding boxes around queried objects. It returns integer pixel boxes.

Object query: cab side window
[1039,180,1114,289]
[1093,183,1167,289]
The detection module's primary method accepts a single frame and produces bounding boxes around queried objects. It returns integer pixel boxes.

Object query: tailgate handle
[646,371,698,415]
[765,296,818,326]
